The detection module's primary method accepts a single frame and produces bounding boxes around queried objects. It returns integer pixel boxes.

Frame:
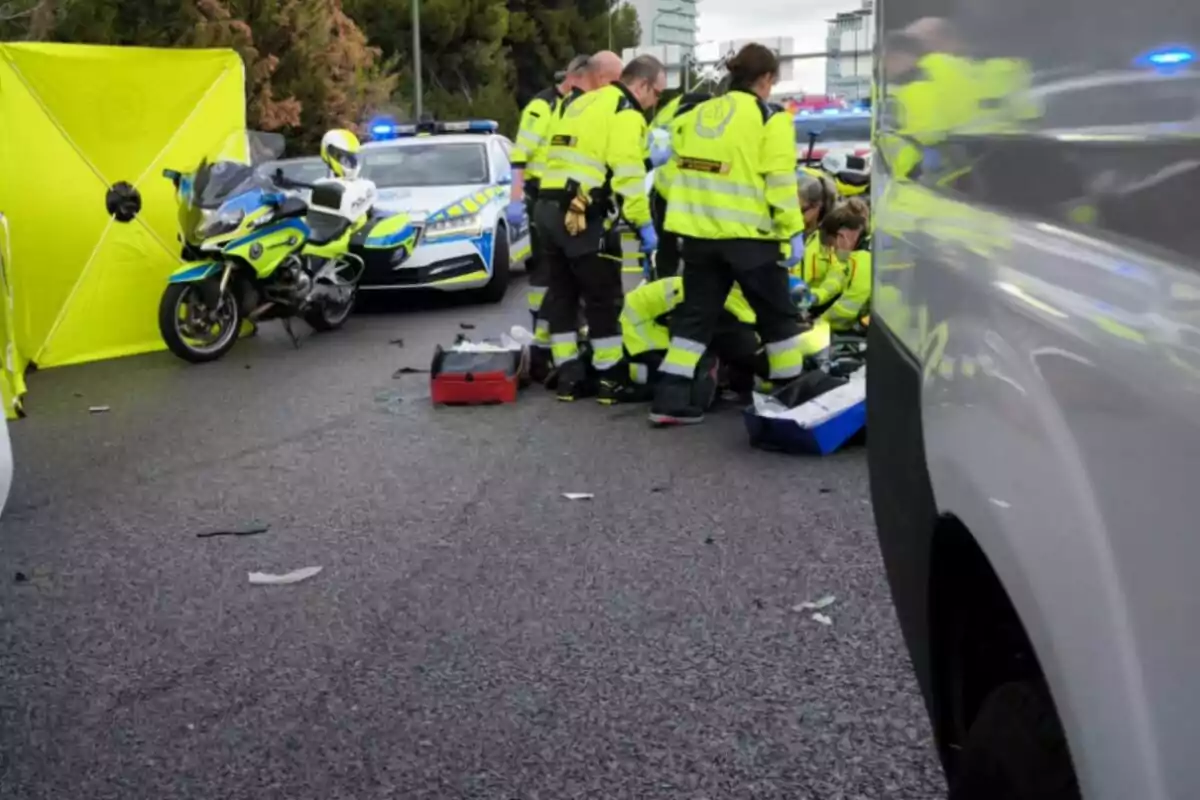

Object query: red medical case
[430,344,525,405]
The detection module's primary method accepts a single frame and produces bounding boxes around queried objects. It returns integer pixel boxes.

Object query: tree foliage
[1,0,643,149]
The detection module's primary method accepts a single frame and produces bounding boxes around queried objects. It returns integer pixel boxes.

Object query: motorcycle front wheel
[158,280,242,363]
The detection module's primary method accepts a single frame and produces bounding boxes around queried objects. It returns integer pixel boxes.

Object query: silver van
[870,1,1200,798]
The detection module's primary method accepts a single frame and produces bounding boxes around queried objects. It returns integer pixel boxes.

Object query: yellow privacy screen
[0,43,245,388]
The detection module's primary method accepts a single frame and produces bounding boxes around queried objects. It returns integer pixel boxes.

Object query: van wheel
[949,681,1081,800]
[477,226,510,304]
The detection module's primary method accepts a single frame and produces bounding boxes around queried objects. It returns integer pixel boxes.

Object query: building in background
[825,0,874,101]
[626,0,699,49]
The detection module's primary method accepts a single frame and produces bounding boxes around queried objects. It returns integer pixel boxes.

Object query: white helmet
[820,149,870,186]
[320,129,362,180]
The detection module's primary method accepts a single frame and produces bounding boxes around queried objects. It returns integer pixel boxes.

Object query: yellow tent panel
[0,43,247,412]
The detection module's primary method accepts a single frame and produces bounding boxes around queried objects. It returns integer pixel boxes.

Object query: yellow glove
[564,192,590,236]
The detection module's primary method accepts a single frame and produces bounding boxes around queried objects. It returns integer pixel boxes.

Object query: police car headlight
[423,212,483,239]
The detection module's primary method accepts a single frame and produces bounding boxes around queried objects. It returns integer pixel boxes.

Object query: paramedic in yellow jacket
[534,55,665,404]
[510,53,623,382]
[651,44,808,426]
[793,199,869,312]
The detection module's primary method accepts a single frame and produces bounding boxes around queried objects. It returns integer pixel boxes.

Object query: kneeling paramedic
[792,197,869,315]
[650,43,808,426]
[534,55,667,403]
[621,277,760,405]
[815,198,872,330]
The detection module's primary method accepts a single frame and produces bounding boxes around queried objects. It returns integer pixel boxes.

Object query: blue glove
[648,136,672,168]
[783,232,805,268]
[789,277,815,307]
[505,200,525,227]
[637,223,658,254]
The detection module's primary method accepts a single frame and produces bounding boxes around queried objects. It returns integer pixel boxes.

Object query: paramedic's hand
[642,252,656,281]
[637,223,658,254]
[783,232,805,268]
[505,200,525,227]
[649,136,672,168]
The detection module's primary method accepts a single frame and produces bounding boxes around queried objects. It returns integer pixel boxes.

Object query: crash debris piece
[791,594,837,613]
[562,492,594,501]
[196,523,270,539]
[812,613,834,626]
[248,566,323,585]
[88,405,110,414]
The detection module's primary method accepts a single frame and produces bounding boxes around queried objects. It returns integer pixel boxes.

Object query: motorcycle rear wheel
[159,281,242,363]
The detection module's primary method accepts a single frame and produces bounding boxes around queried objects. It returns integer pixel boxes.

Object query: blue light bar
[1137,45,1196,69]
[437,119,499,133]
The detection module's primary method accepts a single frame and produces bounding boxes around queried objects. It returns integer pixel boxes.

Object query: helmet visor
[327,145,359,174]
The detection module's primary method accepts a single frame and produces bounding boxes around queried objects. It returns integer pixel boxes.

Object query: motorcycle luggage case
[430,344,525,405]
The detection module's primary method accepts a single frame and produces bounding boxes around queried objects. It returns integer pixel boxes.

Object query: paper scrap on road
[812,613,833,626]
[88,406,110,414]
[792,594,837,612]
[248,566,322,585]
[562,492,594,501]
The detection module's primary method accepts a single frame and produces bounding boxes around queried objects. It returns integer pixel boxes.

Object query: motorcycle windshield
[177,131,286,246]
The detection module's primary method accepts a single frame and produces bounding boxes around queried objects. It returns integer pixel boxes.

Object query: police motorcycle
[158,130,419,363]
[799,128,871,202]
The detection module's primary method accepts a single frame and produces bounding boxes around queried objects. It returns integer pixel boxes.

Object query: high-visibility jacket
[650,95,684,131]
[822,249,871,330]
[793,236,848,307]
[621,277,755,356]
[653,92,712,198]
[541,82,652,228]
[512,87,559,182]
[663,90,803,242]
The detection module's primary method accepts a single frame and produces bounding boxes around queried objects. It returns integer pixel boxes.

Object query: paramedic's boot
[596,363,629,406]
[555,359,594,402]
[648,375,703,425]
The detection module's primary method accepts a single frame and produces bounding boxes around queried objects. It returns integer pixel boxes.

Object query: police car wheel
[478,224,510,304]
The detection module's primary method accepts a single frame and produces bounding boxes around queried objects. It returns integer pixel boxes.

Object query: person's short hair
[555,54,592,82]
[621,54,666,85]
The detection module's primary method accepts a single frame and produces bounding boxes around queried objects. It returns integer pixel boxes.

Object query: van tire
[478,225,510,304]
[949,681,1081,800]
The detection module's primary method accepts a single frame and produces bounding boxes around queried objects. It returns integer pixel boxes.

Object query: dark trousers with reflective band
[661,237,804,382]
[524,181,551,349]
[533,199,624,376]
[650,189,681,277]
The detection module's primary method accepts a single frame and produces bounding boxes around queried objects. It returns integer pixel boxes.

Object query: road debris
[812,613,834,626]
[248,566,322,585]
[14,571,28,583]
[196,523,270,539]
[459,322,476,330]
[88,405,110,414]
[393,366,428,377]
[389,338,405,347]
[792,594,837,613]
[562,492,594,501]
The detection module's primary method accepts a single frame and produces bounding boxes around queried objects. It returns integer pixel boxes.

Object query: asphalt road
[0,274,945,799]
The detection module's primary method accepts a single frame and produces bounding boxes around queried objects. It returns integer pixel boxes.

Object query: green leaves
[8,0,644,148]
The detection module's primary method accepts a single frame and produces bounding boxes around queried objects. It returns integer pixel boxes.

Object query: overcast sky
[694,0,858,92]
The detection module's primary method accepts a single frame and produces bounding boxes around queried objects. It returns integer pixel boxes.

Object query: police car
[794,107,872,166]
[356,118,532,302]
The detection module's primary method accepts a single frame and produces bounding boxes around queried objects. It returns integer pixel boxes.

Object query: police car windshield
[363,143,489,187]
[796,116,871,143]
[258,157,326,185]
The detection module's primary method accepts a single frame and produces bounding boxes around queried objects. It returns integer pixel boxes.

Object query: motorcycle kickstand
[281,317,301,350]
